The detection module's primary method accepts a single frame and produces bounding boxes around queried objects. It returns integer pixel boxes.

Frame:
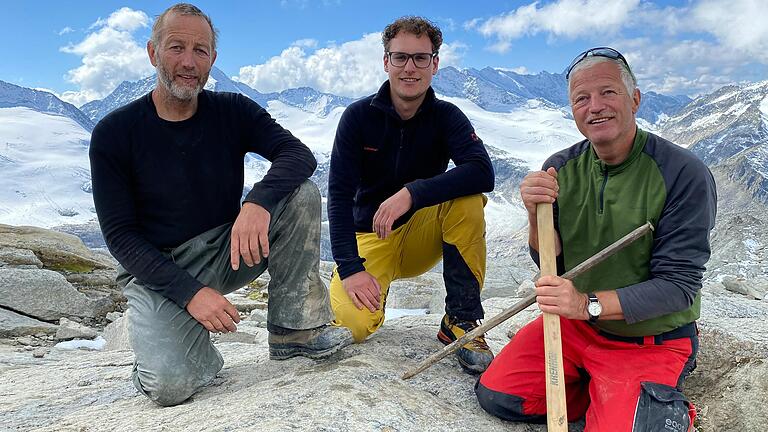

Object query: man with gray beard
[89,3,351,407]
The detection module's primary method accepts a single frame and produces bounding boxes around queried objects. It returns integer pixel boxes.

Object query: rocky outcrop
[0,299,552,432]
[0,308,57,338]
[0,268,106,320]
[0,224,114,272]
[0,224,121,337]
[1,280,766,431]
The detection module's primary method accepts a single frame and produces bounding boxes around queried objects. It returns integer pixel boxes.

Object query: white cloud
[60,7,153,106]
[471,0,768,96]
[439,41,467,69]
[499,66,532,75]
[463,18,483,31]
[293,38,319,48]
[691,0,768,63]
[437,17,457,32]
[234,34,466,97]
[614,38,755,96]
[58,27,74,36]
[476,0,640,52]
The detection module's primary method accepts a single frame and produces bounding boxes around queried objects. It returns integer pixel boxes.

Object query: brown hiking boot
[437,314,494,374]
[268,325,353,360]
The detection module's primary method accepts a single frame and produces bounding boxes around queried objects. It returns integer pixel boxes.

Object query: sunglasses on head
[565,47,633,80]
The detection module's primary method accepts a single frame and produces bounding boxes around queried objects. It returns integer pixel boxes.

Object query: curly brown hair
[382,16,443,54]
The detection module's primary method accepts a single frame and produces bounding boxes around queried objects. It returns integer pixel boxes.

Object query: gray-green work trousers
[118,180,333,406]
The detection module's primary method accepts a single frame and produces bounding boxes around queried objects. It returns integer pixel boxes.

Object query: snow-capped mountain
[80,67,354,124]
[1,68,766,281]
[660,81,768,162]
[79,75,155,124]
[659,81,768,204]
[0,80,94,132]
[432,66,689,124]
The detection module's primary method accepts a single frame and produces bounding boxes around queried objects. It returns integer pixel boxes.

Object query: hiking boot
[437,314,494,374]
[268,325,353,360]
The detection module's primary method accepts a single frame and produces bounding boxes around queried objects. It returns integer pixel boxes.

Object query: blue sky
[3,0,766,106]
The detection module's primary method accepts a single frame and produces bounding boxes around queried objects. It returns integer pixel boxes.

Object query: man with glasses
[89,3,351,407]
[475,47,716,431]
[327,16,495,374]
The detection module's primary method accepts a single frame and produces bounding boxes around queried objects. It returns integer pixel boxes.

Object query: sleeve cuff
[337,257,367,280]
[164,273,206,308]
[243,186,279,215]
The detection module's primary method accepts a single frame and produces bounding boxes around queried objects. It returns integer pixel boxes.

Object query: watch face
[588,301,602,317]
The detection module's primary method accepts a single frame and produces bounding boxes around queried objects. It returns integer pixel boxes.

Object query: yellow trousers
[331,194,487,342]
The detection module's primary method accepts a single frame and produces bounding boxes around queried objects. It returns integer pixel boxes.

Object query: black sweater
[328,81,494,279]
[89,90,316,307]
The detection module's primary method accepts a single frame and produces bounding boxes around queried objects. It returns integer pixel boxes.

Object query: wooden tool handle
[536,203,568,431]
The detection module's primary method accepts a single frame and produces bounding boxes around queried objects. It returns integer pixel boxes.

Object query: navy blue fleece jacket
[328,81,494,279]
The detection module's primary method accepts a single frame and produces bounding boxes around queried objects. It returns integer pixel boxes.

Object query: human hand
[520,167,559,215]
[231,202,270,270]
[534,275,588,320]
[342,271,381,312]
[372,187,412,239]
[186,287,241,333]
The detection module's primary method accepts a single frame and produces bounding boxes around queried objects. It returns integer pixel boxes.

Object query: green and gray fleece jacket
[536,128,717,337]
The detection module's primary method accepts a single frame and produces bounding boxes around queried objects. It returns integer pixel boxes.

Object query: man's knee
[440,194,487,228]
[143,383,195,407]
[475,380,545,423]
[133,358,221,407]
[332,303,384,343]
[293,180,321,209]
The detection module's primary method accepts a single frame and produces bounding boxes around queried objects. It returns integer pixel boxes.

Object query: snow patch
[55,336,106,351]
[760,94,768,130]
[0,107,94,227]
[385,308,429,322]
[439,95,582,169]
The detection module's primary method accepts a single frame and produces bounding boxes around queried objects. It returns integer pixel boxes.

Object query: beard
[155,58,207,102]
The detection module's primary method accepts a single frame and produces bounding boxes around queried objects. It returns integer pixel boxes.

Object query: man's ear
[383,53,389,73]
[432,55,439,76]
[632,88,641,114]
[147,41,157,67]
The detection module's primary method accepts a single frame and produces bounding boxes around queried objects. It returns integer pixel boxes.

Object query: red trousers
[476,316,697,432]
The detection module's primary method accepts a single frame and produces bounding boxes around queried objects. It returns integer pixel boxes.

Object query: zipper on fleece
[395,127,404,178]
[598,165,608,214]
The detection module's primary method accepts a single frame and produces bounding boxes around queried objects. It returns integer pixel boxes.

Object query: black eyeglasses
[565,47,634,80]
[386,51,437,69]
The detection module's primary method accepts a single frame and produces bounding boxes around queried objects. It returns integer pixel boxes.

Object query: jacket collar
[591,127,648,175]
[370,80,436,121]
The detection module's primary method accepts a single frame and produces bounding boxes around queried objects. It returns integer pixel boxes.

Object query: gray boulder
[722,276,767,300]
[0,308,57,338]
[0,268,102,321]
[55,318,98,341]
[0,224,114,272]
[0,247,43,268]
[102,312,132,351]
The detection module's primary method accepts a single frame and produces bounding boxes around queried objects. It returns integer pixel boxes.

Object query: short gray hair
[567,56,637,97]
[150,3,218,51]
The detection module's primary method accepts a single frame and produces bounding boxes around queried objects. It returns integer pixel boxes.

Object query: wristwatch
[587,293,602,323]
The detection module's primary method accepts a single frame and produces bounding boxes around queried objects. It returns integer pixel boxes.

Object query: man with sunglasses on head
[327,16,495,374]
[475,47,716,431]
